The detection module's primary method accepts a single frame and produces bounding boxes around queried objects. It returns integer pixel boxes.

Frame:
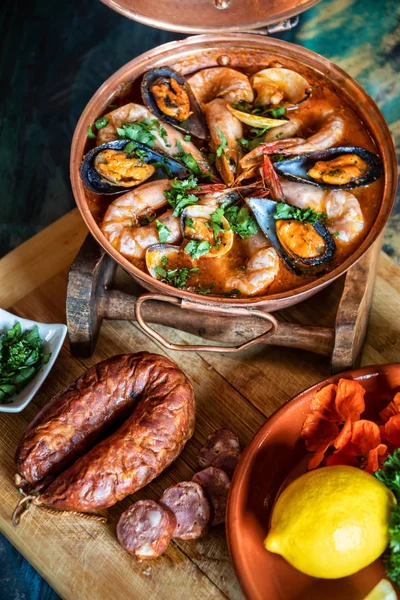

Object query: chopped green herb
[237,137,249,148]
[156,266,199,288]
[95,116,110,130]
[375,450,400,587]
[185,240,211,260]
[139,212,157,226]
[124,141,135,154]
[333,232,340,238]
[269,106,286,118]
[117,120,158,147]
[0,322,51,404]
[156,220,171,243]
[232,101,286,120]
[164,176,199,216]
[184,135,192,142]
[223,205,258,239]
[161,255,169,266]
[175,141,202,176]
[232,100,252,113]
[197,283,216,295]
[158,124,171,147]
[274,203,328,225]
[223,288,241,298]
[210,207,226,245]
[87,125,96,139]
[216,129,228,158]
[185,217,195,229]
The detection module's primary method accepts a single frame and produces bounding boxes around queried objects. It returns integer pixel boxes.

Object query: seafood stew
[80,55,384,299]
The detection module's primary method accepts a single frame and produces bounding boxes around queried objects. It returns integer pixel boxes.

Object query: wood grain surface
[0,208,400,600]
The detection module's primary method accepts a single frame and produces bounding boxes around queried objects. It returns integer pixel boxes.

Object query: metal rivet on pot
[217,55,231,66]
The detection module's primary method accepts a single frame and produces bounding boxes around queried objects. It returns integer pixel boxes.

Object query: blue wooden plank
[0,0,398,598]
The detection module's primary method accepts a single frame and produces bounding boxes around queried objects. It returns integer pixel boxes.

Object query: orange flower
[334,379,365,421]
[383,413,400,446]
[380,391,400,422]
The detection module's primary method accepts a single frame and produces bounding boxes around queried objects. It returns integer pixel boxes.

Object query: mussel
[80,139,191,194]
[181,205,233,258]
[273,147,383,190]
[251,68,312,109]
[246,197,336,274]
[141,67,208,140]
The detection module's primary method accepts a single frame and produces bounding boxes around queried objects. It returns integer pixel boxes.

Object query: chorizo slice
[16,353,158,488]
[32,354,195,513]
[211,452,240,478]
[192,467,230,526]
[160,481,210,540]
[117,500,176,559]
[198,429,241,469]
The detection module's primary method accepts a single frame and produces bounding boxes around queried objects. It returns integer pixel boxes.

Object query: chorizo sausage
[29,353,195,513]
[117,500,176,559]
[192,467,230,526]
[16,353,162,488]
[211,452,240,478]
[198,429,241,470]
[159,481,210,540]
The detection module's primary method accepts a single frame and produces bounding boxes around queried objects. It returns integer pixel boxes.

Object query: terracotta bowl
[226,363,400,600]
[70,34,398,318]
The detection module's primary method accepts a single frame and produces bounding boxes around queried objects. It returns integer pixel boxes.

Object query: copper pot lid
[100,0,322,33]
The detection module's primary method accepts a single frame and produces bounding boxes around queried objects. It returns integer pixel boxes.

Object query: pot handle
[135,293,278,352]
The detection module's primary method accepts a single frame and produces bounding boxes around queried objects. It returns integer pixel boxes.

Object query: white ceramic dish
[0,308,67,413]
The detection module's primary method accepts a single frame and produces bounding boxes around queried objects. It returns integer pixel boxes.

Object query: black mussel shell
[141,67,208,140]
[273,146,383,190]
[246,197,336,274]
[80,139,191,194]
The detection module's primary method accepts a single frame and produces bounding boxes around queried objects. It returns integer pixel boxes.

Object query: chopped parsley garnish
[156,220,171,243]
[175,141,202,176]
[95,116,109,130]
[158,124,170,147]
[139,212,156,226]
[161,255,169,266]
[124,141,135,154]
[375,450,400,587]
[223,288,241,298]
[237,127,271,152]
[274,203,328,224]
[184,135,192,142]
[223,205,258,239]
[269,106,286,118]
[197,283,216,295]
[87,125,96,139]
[232,101,286,119]
[210,207,225,245]
[185,217,195,229]
[164,176,199,216]
[185,240,211,260]
[0,322,51,404]
[117,119,158,147]
[333,232,340,238]
[155,266,199,288]
[216,129,228,158]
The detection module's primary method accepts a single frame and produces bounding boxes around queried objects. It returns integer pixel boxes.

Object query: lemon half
[265,465,395,579]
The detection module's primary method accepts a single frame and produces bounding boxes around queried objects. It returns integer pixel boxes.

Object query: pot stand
[66,234,381,374]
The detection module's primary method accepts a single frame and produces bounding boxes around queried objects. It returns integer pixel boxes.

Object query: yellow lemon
[265,465,395,579]
[364,579,397,600]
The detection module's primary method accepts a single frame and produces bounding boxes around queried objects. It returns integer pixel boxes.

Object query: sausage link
[36,354,195,513]
[16,353,154,487]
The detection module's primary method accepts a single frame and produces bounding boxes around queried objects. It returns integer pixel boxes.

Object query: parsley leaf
[161,255,169,266]
[210,207,225,245]
[158,124,171,147]
[175,141,202,176]
[216,129,228,158]
[274,202,328,224]
[156,220,171,243]
[223,205,258,239]
[197,283,216,295]
[139,212,156,226]
[184,135,192,142]
[185,217,195,229]
[117,120,158,147]
[185,240,211,260]
[87,125,96,139]
[124,141,135,154]
[164,176,199,216]
[155,266,199,288]
[223,288,241,298]
[95,116,109,130]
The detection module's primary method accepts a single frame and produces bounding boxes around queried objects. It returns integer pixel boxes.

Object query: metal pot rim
[70,33,398,311]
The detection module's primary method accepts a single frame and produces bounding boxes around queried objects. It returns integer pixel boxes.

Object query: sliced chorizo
[192,467,230,526]
[211,451,240,478]
[29,353,195,513]
[159,481,210,540]
[198,429,241,469]
[16,353,162,488]
[117,500,176,559]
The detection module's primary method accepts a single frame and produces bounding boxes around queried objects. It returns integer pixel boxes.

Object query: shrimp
[95,102,213,178]
[280,180,364,243]
[262,117,303,143]
[101,179,182,261]
[225,242,280,296]
[188,67,254,106]
[240,113,345,170]
[204,98,243,187]
[187,68,254,185]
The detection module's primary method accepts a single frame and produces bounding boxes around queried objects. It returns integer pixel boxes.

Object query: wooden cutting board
[1,209,400,600]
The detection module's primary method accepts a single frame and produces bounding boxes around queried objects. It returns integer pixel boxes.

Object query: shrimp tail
[261,155,285,202]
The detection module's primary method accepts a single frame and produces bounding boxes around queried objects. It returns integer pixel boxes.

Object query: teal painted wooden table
[0,0,399,598]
